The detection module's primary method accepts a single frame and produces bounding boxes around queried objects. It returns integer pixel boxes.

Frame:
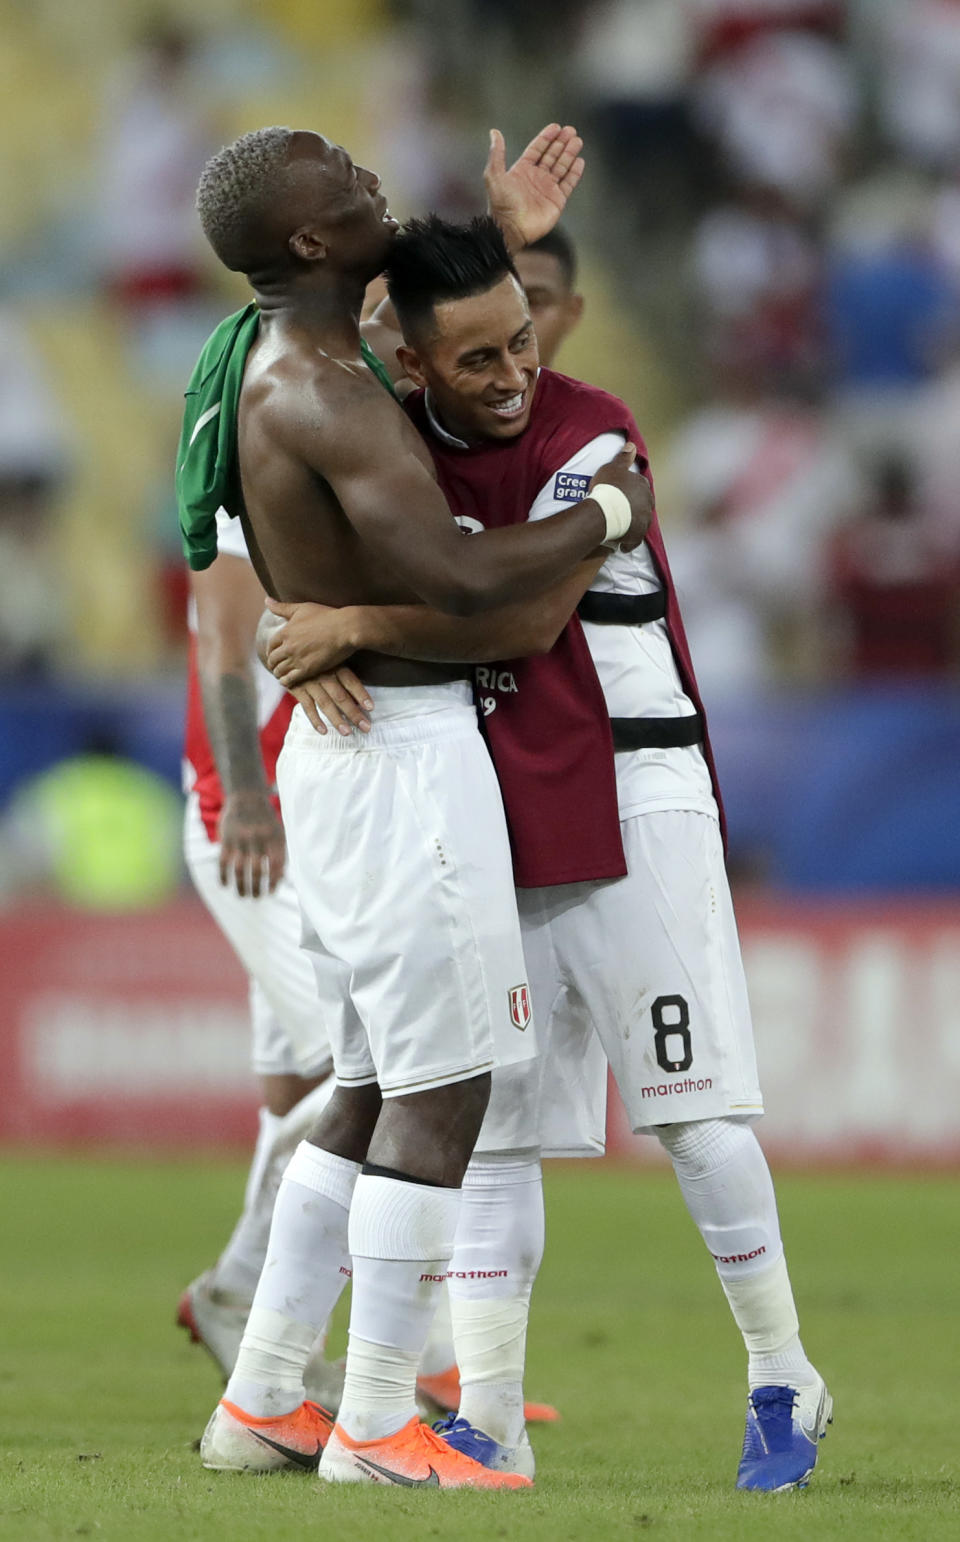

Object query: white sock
[212,1079,337,1300]
[224,1140,358,1416]
[338,1172,461,1443]
[420,1285,457,1377]
[448,1150,543,1447]
[657,1119,816,1389]
[722,1254,817,1389]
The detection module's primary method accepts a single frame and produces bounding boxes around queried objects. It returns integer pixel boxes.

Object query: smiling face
[398,274,540,444]
[283,131,399,280]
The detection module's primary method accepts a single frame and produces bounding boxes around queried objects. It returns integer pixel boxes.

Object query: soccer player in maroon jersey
[265,215,832,1492]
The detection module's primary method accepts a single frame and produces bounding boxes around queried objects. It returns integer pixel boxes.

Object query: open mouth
[487,391,526,420]
[377,197,399,229]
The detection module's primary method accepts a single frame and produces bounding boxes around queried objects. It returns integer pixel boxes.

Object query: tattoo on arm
[200,670,269,797]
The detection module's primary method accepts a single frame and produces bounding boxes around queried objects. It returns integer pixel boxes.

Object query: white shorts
[276,683,536,1100]
[183,794,333,1080]
[517,809,764,1150]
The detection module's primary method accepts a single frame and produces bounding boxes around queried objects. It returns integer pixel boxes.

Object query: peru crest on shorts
[508,983,531,1030]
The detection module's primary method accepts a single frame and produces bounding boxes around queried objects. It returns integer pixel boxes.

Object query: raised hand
[485,123,584,253]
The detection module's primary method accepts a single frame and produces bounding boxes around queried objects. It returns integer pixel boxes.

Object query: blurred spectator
[96,20,214,312]
[824,174,958,453]
[692,27,857,211]
[692,187,825,388]
[825,455,960,679]
[869,0,960,173]
[0,309,70,678]
[570,0,700,222]
[364,31,481,222]
[931,174,960,287]
[665,368,861,697]
[694,0,843,61]
[911,339,960,529]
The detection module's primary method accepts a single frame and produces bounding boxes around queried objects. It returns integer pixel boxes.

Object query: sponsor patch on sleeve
[552,470,591,503]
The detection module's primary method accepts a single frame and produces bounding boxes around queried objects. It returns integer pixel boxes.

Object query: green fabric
[176,303,259,571]
[175,303,397,571]
[360,336,398,398]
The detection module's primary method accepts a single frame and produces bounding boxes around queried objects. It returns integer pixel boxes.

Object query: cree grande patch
[552,470,591,502]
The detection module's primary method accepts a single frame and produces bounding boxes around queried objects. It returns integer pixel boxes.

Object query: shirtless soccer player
[180,514,554,1421]
[266,216,833,1493]
[177,230,586,1414]
[176,223,585,1411]
[180,125,650,1489]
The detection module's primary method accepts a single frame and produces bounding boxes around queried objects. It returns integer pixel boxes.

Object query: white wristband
[588,483,632,548]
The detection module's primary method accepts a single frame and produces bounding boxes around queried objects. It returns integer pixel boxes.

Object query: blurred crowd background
[1,0,959,904]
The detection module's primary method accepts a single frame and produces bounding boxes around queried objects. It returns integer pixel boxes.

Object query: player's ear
[396,344,428,388]
[567,291,584,328]
[289,227,328,263]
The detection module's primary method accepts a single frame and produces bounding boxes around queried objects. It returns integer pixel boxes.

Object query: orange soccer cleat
[416,1363,560,1425]
[319,1414,533,1488]
[200,1397,334,1472]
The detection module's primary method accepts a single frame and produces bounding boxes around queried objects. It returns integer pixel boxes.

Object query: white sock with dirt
[448,1149,543,1448]
[419,1284,457,1378]
[656,1119,817,1389]
[224,1140,358,1417]
[212,1079,337,1300]
[337,1171,461,1444]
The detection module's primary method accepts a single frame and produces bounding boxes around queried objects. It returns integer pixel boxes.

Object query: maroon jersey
[405,369,723,886]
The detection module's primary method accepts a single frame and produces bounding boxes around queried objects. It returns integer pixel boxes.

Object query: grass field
[1,1153,956,1541]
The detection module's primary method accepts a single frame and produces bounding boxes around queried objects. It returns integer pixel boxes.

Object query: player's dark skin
[220,129,649,1187]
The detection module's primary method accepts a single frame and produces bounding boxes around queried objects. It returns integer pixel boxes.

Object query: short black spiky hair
[385,214,520,340]
[522,226,578,288]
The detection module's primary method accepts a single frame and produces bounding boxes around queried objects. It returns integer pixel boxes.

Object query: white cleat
[176,1271,249,1380]
[199,1397,333,1473]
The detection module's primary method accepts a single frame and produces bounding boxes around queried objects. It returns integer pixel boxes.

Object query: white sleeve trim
[527,432,631,524]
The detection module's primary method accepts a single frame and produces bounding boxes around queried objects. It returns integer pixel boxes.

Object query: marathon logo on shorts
[553,471,591,503]
[508,983,531,1030]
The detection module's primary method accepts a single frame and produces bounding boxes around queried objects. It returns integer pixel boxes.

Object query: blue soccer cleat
[736,1375,833,1491]
[433,1412,535,1480]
